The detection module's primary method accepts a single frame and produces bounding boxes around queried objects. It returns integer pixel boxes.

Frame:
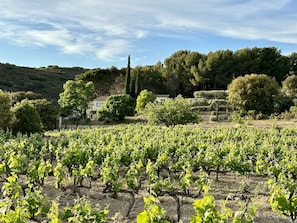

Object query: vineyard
[1,124,297,222]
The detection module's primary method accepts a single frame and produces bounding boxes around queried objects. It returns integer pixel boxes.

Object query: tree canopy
[58,80,94,118]
[227,74,281,114]
[1,47,296,106]
[163,50,203,96]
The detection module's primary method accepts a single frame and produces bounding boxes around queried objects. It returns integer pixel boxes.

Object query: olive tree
[58,80,94,118]
[227,74,281,114]
[142,95,200,126]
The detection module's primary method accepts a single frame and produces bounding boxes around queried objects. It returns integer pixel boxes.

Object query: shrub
[193,90,227,99]
[274,93,294,113]
[229,111,246,124]
[227,74,280,115]
[188,98,209,107]
[29,99,58,130]
[142,95,200,126]
[97,94,135,121]
[10,100,42,135]
[0,90,12,130]
[282,74,297,98]
[136,90,156,113]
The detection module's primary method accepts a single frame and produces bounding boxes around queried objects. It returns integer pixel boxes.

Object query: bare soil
[37,119,297,222]
[34,171,289,223]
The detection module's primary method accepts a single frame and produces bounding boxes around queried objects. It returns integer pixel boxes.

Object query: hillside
[76,67,127,97]
[0,63,87,103]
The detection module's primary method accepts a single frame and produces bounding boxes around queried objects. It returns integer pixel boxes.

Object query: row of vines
[1,124,297,222]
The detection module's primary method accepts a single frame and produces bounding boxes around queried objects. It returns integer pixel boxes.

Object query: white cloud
[0,0,296,62]
[96,39,132,61]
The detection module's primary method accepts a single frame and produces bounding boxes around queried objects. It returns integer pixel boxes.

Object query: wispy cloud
[0,0,296,62]
[95,39,132,61]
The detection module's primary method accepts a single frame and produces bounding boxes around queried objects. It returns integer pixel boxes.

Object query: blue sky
[1,0,297,69]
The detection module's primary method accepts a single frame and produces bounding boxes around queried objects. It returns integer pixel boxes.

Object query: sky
[1,0,297,69]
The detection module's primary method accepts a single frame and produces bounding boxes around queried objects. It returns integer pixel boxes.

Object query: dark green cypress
[135,72,141,97]
[125,55,131,95]
[130,78,136,98]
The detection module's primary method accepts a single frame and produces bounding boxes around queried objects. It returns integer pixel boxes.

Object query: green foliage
[0,90,12,130]
[4,123,297,222]
[137,196,170,223]
[290,106,297,118]
[0,63,85,102]
[28,160,52,186]
[1,174,22,199]
[63,197,108,222]
[11,91,43,105]
[164,50,203,96]
[47,200,61,223]
[29,99,58,130]
[267,151,297,223]
[131,63,167,94]
[136,89,156,113]
[125,55,131,95]
[97,94,135,121]
[58,80,94,118]
[135,72,141,97]
[232,199,257,223]
[193,90,228,99]
[227,74,281,114]
[274,93,294,114]
[10,100,42,135]
[142,95,200,126]
[268,177,297,222]
[76,66,126,96]
[24,188,50,218]
[233,47,289,83]
[282,75,297,98]
[0,47,295,106]
[191,50,234,89]
[191,192,232,223]
[289,53,297,75]
[190,90,229,118]
[229,111,249,124]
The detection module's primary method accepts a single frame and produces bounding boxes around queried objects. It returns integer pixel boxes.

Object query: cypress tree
[125,55,131,95]
[130,78,136,98]
[135,72,141,97]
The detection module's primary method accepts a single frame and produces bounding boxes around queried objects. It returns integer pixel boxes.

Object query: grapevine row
[0,125,297,222]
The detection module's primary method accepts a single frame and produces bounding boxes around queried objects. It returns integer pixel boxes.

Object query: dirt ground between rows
[31,171,289,223]
[50,120,297,223]
[33,120,297,222]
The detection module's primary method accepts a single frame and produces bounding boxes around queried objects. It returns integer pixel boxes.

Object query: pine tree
[125,55,131,95]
